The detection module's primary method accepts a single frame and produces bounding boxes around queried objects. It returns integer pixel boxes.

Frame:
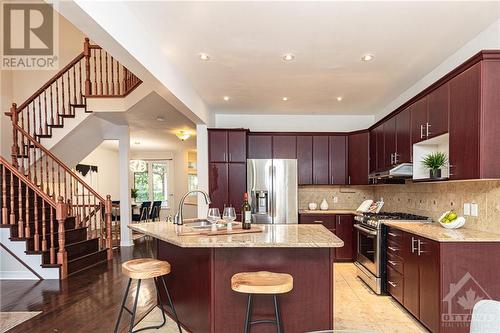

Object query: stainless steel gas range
[353,212,431,294]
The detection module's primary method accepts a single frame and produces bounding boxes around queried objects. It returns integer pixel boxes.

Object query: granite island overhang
[128,222,344,333]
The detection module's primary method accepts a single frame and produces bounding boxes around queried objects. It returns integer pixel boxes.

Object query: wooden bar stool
[231,271,293,333]
[114,258,182,333]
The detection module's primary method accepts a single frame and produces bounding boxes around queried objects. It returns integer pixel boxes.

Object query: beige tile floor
[134,263,429,332]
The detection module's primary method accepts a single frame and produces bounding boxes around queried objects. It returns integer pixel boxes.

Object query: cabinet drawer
[299,214,336,230]
[387,239,403,256]
[386,251,404,274]
[387,228,403,244]
[387,266,404,304]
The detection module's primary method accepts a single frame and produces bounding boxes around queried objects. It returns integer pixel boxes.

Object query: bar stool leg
[160,275,182,333]
[129,279,142,333]
[273,295,282,333]
[153,277,167,327]
[114,278,132,333]
[244,294,253,333]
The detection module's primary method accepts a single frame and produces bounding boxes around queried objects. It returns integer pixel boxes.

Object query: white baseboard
[0,270,39,280]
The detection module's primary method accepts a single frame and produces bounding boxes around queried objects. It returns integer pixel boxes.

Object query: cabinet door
[329,136,347,185]
[383,116,397,167]
[395,108,411,164]
[369,130,377,172]
[208,163,228,211]
[299,214,336,230]
[313,136,329,184]
[228,163,246,214]
[227,131,247,163]
[410,97,428,144]
[403,232,420,318]
[418,237,440,333]
[427,82,449,139]
[335,215,354,261]
[449,64,480,180]
[273,136,296,159]
[375,125,385,170]
[348,132,369,185]
[208,131,227,162]
[248,135,272,159]
[297,136,313,185]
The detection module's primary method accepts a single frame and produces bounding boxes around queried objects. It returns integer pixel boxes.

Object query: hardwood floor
[1,236,157,333]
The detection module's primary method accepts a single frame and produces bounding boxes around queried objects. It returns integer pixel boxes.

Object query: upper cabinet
[248,134,272,159]
[209,129,247,163]
[272,135,297,159]
[383,116,396,168]
[297,136,313,185]
[329,136,347,185]
[348,132,369,185]
[395,108,411,164]
[410,97,428,144]
[312,136,330,184]
[427,82,450,139]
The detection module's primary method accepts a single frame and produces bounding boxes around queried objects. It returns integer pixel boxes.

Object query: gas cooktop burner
[354,211,432,229]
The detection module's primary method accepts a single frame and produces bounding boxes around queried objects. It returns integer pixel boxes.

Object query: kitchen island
[128,222,343,333]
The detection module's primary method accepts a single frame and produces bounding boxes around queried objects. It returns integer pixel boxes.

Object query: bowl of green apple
[439,210,466,229]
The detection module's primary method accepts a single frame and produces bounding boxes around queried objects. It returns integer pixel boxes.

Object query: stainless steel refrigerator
[247,159,298,224]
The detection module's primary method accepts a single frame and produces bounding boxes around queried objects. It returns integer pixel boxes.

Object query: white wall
[79,142,120,199]
[215,114,374,132]
[375,18,500,121]
[0,247,37,280]
[1,71,14,158]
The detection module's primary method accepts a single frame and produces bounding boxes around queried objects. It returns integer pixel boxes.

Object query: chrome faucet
[174,190,211,225]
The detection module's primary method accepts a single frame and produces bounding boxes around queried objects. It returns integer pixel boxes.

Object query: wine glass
[223,207,236,230]
[207,208,220,228]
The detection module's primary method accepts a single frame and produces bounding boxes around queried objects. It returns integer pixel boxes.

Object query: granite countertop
[299,209,358,215]
[382,221,500,242]
[128,222,344,248]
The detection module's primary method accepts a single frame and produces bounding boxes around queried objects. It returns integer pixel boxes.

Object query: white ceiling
[94,92,196,152]
[123,1,500,115]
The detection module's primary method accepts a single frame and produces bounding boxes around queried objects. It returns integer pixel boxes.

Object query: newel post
[83,38,91,96]
[10,103,19,168]
[56,196,68,279]
[105,195,113,260]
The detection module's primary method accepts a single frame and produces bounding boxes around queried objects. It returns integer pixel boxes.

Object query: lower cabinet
[299,213,355,261]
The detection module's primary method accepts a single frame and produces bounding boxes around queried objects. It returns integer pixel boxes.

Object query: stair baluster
[2,164,7,224]
[57,196,68,279]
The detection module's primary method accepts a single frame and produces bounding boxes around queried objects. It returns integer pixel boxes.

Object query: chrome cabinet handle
[417,239,425,256]
[313,220,324,224]
[388,260,397,266]
[449,164,455,177]
[426,122,431,137]
[411,237,418,253]
[388,246,399,252]
[388,232,399,237]
[390,153,394,165]
[223,152,226,162]
[394,152,399,164]
[388,281,397,287]
[348,176,351,185]
[228,153,232,162]
[420,125,425,139]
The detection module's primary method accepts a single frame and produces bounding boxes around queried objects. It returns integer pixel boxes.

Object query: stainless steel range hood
[368,163,413,184]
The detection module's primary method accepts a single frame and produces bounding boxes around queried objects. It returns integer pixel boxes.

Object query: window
[133,161,169,206]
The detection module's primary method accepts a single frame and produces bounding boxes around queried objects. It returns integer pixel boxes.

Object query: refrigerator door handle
[272,164,277,222]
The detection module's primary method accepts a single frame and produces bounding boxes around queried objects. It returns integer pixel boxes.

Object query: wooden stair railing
[1,157,113,279]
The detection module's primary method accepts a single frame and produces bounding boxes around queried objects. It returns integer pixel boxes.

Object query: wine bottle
[242,192,252,230]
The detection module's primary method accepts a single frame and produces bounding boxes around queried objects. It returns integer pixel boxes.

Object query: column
[118,126,133,246]
[196,124,209,218]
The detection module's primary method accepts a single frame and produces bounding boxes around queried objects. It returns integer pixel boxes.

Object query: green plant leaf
[421,152,448,170]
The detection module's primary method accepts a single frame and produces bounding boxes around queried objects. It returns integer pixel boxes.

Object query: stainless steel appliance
[354,212,431,294]
[368,163,413,184]
[247,159,298,224]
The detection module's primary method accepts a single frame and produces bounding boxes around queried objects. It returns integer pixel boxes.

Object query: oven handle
[354,224,378,236]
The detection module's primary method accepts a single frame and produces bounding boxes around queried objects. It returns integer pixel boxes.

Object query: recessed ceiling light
[337,96,343,102]
[156,116,165,122]
[199,53,210,61]
[282,97,288,101]
[361,54,375,62]
[282,53,295,61]
[176,131,191,141]
[133,141,140,145]
[223,96,230,101]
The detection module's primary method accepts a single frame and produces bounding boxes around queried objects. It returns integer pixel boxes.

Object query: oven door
[354,224,381,277]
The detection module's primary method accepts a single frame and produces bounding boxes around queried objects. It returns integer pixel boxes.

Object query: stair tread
[38,237,99,253]
[67,248,107,263]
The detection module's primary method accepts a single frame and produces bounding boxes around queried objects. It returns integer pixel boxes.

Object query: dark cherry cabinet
[418,238,440,333]
[449,64,480,180]
[312,136,329,184]
[208,163,228,211]
[248,135,272,159]
[383,116,396,168]
[402,232,420,318]
[334,215,354,261]
[209,129,247,163]
[329,136,347,185]
[348,132,369,185]
[273,135,296,159]
[427,82,450,139]
[227,131,247,162]
[395,107,411,164]
[298,214,336,231]
[369,130,377,172]
[297,136,313,185]
[410,97,428,144]
[374,124,385,171]
[227,163,246,214]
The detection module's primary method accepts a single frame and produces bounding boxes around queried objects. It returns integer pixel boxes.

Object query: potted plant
[421,152,448,179]
[131,188,138,205]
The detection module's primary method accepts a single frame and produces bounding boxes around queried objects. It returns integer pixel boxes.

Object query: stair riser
[68,249,108,275]
[26,227,87,251]
[42,238,99,264]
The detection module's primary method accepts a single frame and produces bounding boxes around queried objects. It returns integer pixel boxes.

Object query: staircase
[1,38,141,279]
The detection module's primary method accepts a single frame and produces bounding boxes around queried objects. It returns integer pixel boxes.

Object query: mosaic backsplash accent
[299,180,500,234]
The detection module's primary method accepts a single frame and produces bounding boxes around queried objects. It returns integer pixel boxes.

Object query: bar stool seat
[114,258,181,333]
[232,271,293,333]
[122,258,171,279]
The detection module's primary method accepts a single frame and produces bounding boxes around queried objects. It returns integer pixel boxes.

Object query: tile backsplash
[299,180,500,234]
